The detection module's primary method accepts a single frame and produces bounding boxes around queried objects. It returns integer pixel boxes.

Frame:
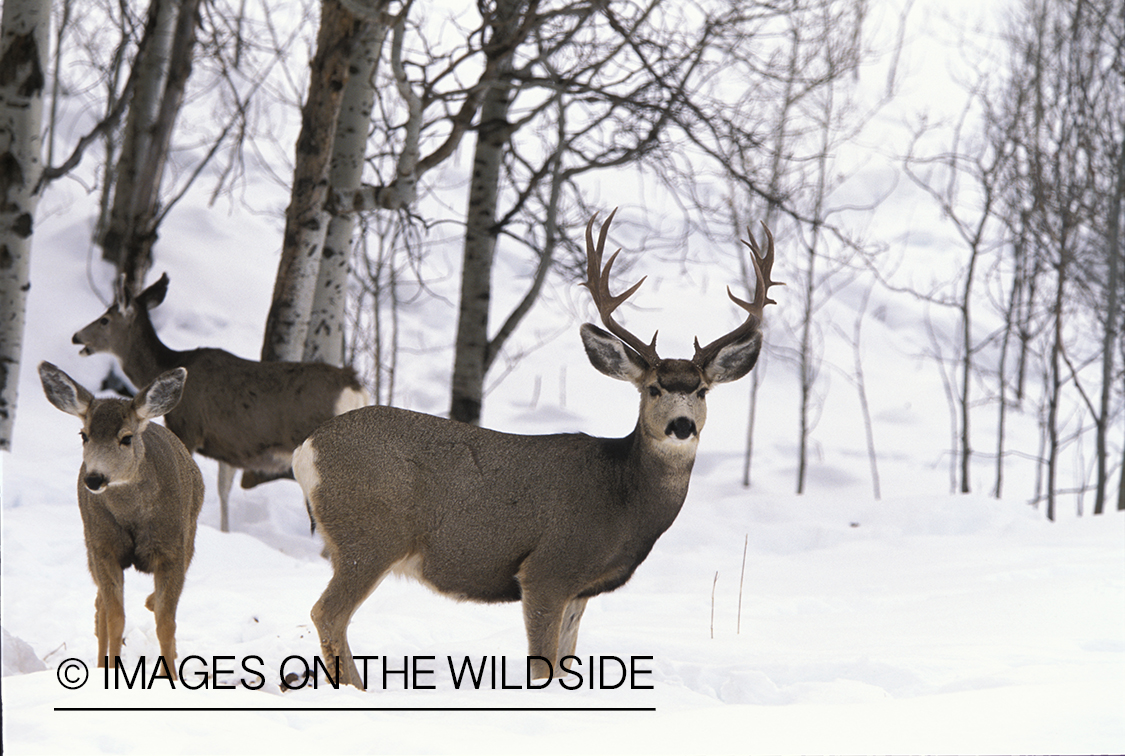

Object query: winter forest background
[0,0,1123,753]
[2,0,1122,514]
[3,0,1123,518]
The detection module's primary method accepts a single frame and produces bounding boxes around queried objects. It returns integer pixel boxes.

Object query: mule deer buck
[39,361,204,680]
[292,211,782,688]
[72,274,368,532]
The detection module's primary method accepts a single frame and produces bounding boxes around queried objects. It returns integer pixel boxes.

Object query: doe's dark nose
[666,417,697,440]
[84,473,109,492]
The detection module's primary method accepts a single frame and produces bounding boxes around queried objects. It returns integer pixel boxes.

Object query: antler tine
[741,220,781,311]
[692,221,784,366]
[583,210,661,365]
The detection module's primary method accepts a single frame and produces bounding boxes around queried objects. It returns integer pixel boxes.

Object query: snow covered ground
[3,172,1123,755]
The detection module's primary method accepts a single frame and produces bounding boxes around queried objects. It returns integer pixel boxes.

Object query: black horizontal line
[55,706,656,713]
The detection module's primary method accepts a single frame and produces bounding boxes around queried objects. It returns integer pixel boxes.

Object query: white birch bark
[101,0,179,275]
[0,0,48,451]
[260,0,367,363]
[304,18,388,365]
[448,0,525,425]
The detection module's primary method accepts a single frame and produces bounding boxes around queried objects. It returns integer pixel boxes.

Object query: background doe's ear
[38,362,94,418]
[132,367,187,421]
[700,330,763,385]
[581,323,649,386]
[135,272,170,311]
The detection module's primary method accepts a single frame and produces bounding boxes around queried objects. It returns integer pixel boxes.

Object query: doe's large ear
[39,362,93,418]
[132,367,187,421]
[699,331,762,385]
[581,323,649,386]
[135,273,170,311]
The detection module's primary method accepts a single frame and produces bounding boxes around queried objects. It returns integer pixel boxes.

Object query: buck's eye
[79,431,88,443]
[648,386,661,397]
[697,388,708,399]
[99,317,109,325]
[119,435,133,447]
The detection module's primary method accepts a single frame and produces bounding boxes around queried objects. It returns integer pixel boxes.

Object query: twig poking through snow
[711,571,718,639]
[738,534,748,634]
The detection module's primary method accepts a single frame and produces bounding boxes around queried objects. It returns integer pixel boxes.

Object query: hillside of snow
[3,152,1123,754]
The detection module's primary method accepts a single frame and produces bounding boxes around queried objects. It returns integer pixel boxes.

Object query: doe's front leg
[148,562,186,680]
[92,566,126,668]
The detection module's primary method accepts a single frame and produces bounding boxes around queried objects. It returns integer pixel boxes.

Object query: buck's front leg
[521,589,578,681]
[557,597,588,661]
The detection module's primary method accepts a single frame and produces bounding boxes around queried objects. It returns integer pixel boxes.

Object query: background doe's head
[72,273,169,358]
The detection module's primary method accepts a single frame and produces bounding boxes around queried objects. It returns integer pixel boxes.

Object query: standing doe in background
[292,210,782,688]
[39,362,204,680]
[72,274,368,532]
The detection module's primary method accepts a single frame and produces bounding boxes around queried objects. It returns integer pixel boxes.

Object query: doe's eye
[79,431,88,443]
[697,388,708,399]
[648,386,661,397]
[119,435,133,447]
[99,317,109,325]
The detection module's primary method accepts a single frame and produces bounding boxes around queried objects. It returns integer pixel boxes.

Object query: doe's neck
[120,314,182,387]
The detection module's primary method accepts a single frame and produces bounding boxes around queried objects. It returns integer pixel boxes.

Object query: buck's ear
[581,323,648,385]
[699,331,762,385]
[39,362,93,418]
[133,367,186,421]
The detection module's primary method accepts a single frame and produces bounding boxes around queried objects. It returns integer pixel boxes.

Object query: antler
[583,210,661,366]
[692,221,783,367]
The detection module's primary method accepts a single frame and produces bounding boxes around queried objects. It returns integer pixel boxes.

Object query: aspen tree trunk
[0,0,48,451]
[304,19,388,365]
[100,0,201,292]
[261,0,367,363]
[742,25,797,490]
[958,247,981,494]
[1094,132,1123,514]
[1045,229,1069,522]
[448,0,526,425]
[993,249,1021,499]
[448,83,513,424]
[1120,344,1125,511]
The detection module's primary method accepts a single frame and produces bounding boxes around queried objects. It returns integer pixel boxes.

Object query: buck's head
[73,273,169,357]
[579,211,781,451]
[39,362,186,493]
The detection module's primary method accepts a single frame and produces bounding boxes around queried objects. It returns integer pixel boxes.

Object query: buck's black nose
[72,333,82,344]
[666,417,697,440]
[84,473,109,492]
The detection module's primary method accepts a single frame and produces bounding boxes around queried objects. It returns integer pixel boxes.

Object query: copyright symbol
[57,658,89,689]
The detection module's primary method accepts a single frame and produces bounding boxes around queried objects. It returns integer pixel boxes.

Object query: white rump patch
[291,439,320,502]
[334,386,370,417]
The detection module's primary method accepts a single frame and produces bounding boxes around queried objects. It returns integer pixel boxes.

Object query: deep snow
[3,169,1123,754]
